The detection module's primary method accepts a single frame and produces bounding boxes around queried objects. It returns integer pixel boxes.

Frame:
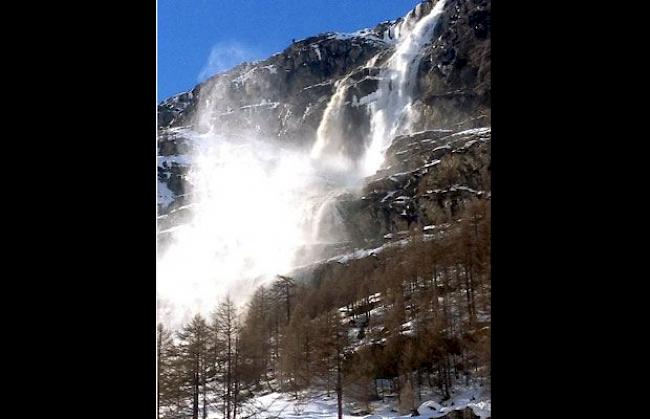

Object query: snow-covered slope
[236,386,490,419]
[157,2,491,416]
[158,0,490,221]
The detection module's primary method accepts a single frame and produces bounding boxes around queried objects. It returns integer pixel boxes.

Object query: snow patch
[423,159,441,168]
[451,127,491,137]
[311,44,322,61]
[158,181,174,208]
[261,64,277,74]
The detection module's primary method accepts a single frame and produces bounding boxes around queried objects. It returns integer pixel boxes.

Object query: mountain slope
[157,2,491,417]
[158,1,490,260]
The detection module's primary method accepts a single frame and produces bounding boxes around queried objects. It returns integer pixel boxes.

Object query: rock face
[157,4,491,411]
[157,0,491,253]
[413,0,491,131]
[337,126,490,248]
[158,30,388,143]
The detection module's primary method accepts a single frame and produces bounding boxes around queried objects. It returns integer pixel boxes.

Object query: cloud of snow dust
[198,41,261,82]
[157,1,449,328]
[157,132,355,327]
[157,78,360,329]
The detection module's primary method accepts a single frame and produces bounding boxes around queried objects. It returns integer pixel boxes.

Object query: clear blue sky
[158,0,423,102]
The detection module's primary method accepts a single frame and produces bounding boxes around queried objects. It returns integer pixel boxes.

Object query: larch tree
[176,314,211,419]
[212,296,240,419]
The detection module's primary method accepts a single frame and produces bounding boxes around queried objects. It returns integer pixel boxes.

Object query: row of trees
[157,298,240,419]
[158,198,490,418]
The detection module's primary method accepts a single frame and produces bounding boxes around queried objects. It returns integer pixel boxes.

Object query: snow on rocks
[311,44,322,61]
[228,384,490,419]
[450,127,491,137]
[328,238,410,264]
[158,181,174,208]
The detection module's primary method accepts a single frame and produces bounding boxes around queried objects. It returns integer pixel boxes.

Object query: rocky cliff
[157,3,491,414]
[157,0,491,261]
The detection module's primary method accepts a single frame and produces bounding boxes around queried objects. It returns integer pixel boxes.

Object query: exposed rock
[157,0,492,252]
[157,30,389,143]
[414,0,491,130]
[336,128,490,247]
[157,0,491,140]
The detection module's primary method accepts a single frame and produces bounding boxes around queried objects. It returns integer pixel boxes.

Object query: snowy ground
[211,383,490,419]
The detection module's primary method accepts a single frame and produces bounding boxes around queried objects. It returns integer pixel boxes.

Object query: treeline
[157,199,490,418]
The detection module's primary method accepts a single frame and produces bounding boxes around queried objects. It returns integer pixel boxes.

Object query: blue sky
[158,0,422,102]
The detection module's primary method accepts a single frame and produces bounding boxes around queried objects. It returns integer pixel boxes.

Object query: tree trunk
[464,265,473,326]
[157,332,161,419]
[193,355,199,419]
[226,333,232,419]
[202,353,207,419]
[336,352,343,419]
[305,331,311,387]
[445,355,451,398]
[286,285,291,323]
[233,335,240,419]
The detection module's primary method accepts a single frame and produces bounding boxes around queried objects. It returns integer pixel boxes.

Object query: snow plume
[157,75,357,329]
[158,0,450,328]
[364,0,447,175]
[310,54,381,174]
[312,0,448,177]
[198,41,260,82]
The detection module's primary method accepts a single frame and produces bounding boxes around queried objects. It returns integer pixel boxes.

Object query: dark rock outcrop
[157,0,492,249]
[413,0,491,130]
[336,127,490,248]
[158,30,389,141]
[442,407,483,418]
